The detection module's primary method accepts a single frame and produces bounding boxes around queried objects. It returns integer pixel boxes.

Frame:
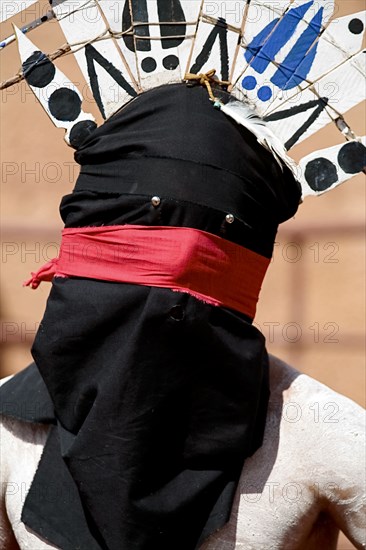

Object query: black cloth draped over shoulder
[0,83,301,550]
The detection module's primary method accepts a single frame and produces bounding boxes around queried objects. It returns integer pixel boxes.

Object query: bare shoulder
[1,374,52,549]
[268,353,365,424]
[267,354,365,459]
[0,374,50,489]
[268,354,366,547]
[202,356,365,548]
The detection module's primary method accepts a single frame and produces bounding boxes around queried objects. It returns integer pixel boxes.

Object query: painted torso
[1,356,365,550]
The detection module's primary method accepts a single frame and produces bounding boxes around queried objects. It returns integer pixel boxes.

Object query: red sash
[25,225,270,318]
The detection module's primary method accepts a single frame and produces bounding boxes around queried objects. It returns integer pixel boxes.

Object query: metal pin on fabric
[225,213,234,224]
[151,196,161,207]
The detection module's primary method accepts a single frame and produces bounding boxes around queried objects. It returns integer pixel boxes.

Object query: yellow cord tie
[184,69,231,102]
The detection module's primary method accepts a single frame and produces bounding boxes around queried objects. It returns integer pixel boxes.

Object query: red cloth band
[24,225,270,318]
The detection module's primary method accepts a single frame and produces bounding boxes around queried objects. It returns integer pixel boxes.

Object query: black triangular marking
[264,97,329,150]
[85,44,137,120]
[190,18,229,81]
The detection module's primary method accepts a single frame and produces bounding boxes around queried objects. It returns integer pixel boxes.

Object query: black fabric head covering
[4,83,301,550]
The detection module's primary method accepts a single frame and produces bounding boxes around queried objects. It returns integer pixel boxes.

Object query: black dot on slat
[163,55,179,70]
[22,51,55,88]
[69,120,98,149]
[305,158,338,191]
[338,141,366,174]
[141,57,157,73]
[348,18,364,34]
[49,88,82,122]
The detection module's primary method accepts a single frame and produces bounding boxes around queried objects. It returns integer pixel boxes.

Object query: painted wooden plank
[264,51,366,149]
[188,0,246,82]
[1,1,38,23]
[304,10,366,82]
[52,0,138,120]
[122,0,203,89]
[231,0,334,115]
[300,137,366,197]
[262,10,365,115]
[14,25,96,148]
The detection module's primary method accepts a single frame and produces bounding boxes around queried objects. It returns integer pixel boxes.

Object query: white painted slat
[262,10,366,115]
[231,1,334,115]
[187,0,248,82]
[300,137,366,197]
[305,11,366,82]
[53,0,138,119]
[124,0,202,90]
[265,51,366,148]
[14,25,96,147]
[0,0,38,23]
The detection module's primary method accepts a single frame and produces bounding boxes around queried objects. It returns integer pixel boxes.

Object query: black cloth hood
[0,83,300,550]
[74,83,301,228]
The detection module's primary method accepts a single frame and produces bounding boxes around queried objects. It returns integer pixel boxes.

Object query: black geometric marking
[141,57,157,73]
[122,0,150,52]
[348,18,364,35]
[304,157,338,191]
[123,0,187,54]
[85,44,137,120]
[158,0,186,49]
[163,55,179,70]
[22,51,55,88]
[264,97,329,150]
[337,141,366,174]
[69,120,98,149]
[190,18,229,81]
[48,88,81,122]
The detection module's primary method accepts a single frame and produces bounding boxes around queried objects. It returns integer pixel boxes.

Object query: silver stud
[225,213,234,224]
[151,196,161,207]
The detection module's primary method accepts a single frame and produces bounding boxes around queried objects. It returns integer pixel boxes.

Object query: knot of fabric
[184,69,230,102]
[23,258,59,289]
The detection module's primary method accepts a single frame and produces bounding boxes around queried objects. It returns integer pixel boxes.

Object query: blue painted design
[244,19,279,64]
[258,86,272,101]
[249,1,313,75]
[242,75,257,90]
[242,1,324,101]
[271,8,323,90]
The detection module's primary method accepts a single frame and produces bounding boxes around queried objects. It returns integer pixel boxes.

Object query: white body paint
[1,356,365,550]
